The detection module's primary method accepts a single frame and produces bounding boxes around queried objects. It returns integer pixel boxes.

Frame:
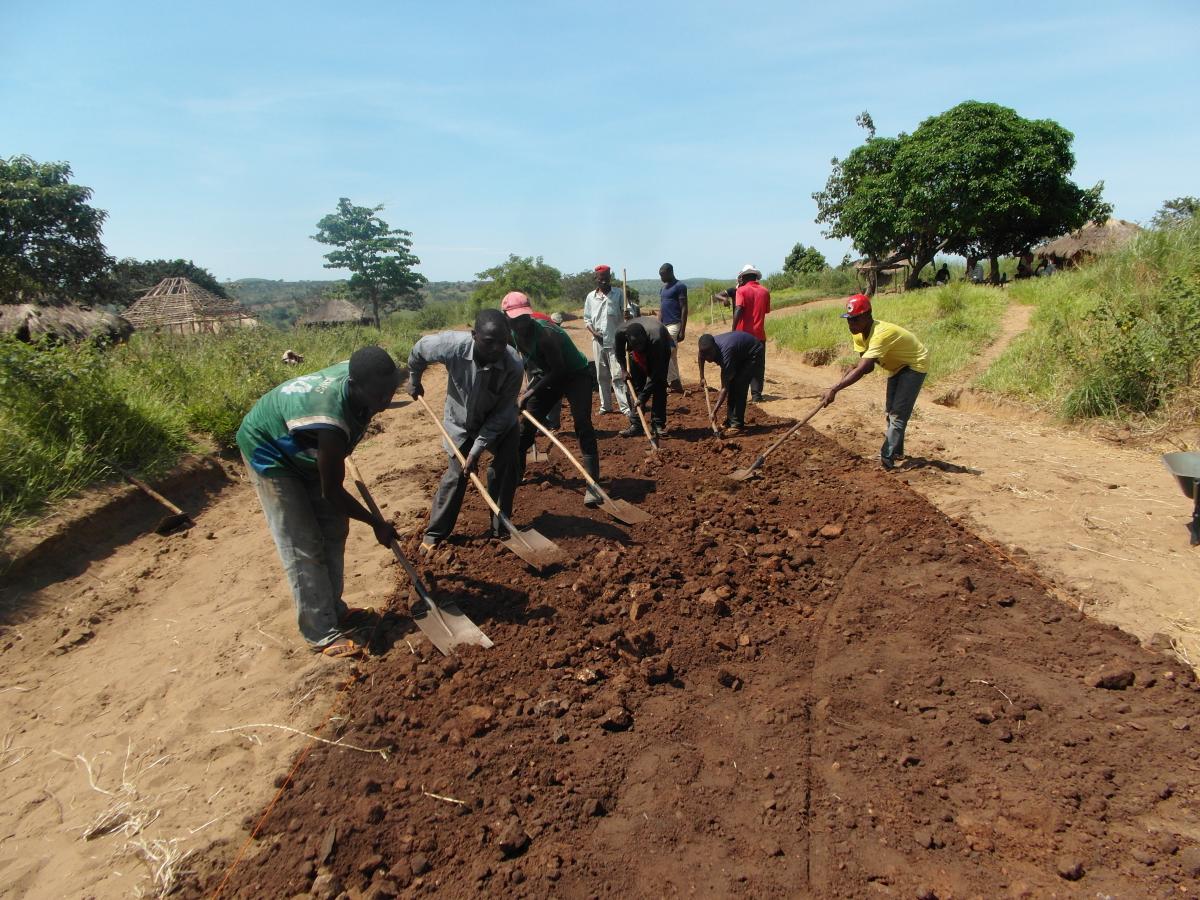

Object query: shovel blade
[411,591,494,656]
[601,497,651,524]
[727,457,765,481]
[502,526,564,570]
[154,513,193,535]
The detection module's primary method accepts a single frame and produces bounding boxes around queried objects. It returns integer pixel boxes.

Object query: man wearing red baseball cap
[821,294,929,470]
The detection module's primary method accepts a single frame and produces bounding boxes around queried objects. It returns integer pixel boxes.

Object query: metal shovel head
[728,456,765,482]
[601,497,651,524]
[154,512,193,535]
[1163,452,1200,500]
[410,581,494,655]
[502,525,564,570]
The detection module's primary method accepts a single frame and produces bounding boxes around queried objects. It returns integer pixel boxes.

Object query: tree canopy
[312,198,426,325]
[1151,197,1200,230]
[783,243,828,276]
[470,255,563,312]
[0,155,111,302]
[814,102,1109,290]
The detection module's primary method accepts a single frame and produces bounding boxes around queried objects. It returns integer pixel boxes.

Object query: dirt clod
[1055,856,1085,881]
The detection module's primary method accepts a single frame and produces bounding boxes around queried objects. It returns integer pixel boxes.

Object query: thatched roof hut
[297,296,371,327]
[0,297,133,343]
[1035,218,1143,265]
[125,277,259,334]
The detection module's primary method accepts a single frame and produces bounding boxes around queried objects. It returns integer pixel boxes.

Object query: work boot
[582,455,602,508]
[619,422,643,438]
[490,515,510,540]
[669,378,684,394]
[651,424,667,440]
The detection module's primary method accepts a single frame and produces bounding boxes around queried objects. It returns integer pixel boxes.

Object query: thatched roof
[0,298,132,343]
[125,277,258,332]
[297,296,370,326]
[1036,218,1143,261]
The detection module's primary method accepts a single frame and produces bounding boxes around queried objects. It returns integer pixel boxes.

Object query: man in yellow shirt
[821,294,929,470]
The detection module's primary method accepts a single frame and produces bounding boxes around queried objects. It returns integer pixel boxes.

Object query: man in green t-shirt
[503,293,602,507]
[820,294,930,470]
[236,346,402,657]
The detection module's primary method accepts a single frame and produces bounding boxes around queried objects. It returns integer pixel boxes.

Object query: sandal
[319,637,364,659]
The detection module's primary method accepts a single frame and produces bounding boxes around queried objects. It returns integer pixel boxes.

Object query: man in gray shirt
[407,309,523,548]
[583,264,632,418]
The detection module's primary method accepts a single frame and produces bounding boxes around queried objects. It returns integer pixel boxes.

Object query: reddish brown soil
[191,400,1200,899]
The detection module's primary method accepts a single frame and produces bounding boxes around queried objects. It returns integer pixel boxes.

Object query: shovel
[113,464,193,534]
[344,459,492,656]
[623,374,659,451]
[521,410,650,525]
[699,379,720,438]
[416,395,563,571]
[728,401,825,481]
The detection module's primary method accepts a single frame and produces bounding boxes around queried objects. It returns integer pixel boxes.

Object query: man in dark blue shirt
[658,263,688,393]
[697,331,763,434]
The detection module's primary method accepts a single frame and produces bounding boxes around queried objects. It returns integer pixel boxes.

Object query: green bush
[0,321,420,530]
[979,217,1200,420]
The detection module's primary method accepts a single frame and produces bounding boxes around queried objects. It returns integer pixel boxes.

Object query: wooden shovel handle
[344,458,423,582]
[623,374,658,449]
[521,409,606,497]
[115,465,185,516]
[757,401,826,463]
[415,395,504,519]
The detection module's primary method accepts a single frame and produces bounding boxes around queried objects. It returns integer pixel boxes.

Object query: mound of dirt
[191,400,1200,898]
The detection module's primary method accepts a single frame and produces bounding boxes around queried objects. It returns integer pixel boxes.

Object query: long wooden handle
[521,409,605,496]
[344,458,423,582]
[699,378,719,436]
[415,395,504,519]
[119,468,185,516]
[623,374,658,449]
[756,401,825,463]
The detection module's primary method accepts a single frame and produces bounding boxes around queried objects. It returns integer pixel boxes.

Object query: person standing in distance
[658,262,688,393]
[732,264,770,401]
[583,265,633,418]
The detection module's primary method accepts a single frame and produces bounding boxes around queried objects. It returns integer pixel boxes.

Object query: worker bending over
[614,316,674,439]
[697,330,764,435]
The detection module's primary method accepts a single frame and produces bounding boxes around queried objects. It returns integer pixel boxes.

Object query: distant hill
[224,278,482,327]
[626,277,721,296]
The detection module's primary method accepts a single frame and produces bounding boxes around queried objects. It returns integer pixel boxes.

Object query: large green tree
[470,254,563,312]
[312,198,426,326]
[814,103,1108,291]
[0,155,111,301]
[1151,197,1200,230]
[783,243,828,276]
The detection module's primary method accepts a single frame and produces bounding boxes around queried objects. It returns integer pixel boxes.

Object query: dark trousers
[750,341,766,400]
[425,422,519,542]
[882,367,926,464]
[519,368,598,466]
[724,354,759,428]
[629,364,668,430]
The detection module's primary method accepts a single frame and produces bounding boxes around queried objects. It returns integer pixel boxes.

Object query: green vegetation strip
[768,283,1009,385]
[978,217,1200,420]
[0,322,418,532]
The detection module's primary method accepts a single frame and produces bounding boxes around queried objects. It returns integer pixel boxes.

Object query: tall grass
[768,282,1008,385]
[0,320,419,531]
[978,218,1200,420]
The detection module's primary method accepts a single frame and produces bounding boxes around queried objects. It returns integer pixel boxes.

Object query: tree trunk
[865,261,878,297]
[371,288,380,328]
[988,255,1000,285]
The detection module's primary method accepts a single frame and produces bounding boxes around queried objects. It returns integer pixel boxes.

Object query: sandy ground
[1,309,1195,898]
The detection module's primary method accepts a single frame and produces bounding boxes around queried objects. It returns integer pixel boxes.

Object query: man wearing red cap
[732,264,771,402]
[583,265,633,418]
[821,294,929,470]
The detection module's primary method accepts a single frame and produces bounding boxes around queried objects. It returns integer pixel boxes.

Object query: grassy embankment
[767,282,1009,386]
[977,218,1200,422]
[0,321,419,533]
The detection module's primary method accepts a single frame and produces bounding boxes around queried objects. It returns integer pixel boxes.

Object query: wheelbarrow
[1161,452,1200,547]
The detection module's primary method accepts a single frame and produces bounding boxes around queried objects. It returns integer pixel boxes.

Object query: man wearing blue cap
[821,294,929,470]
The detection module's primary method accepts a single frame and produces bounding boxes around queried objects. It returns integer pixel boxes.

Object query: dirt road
[2,313,1196,897]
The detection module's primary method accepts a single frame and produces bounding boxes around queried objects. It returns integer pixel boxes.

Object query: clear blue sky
[3,0,1197,283]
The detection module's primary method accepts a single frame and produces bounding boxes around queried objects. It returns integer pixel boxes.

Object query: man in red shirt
[732,264,770,402]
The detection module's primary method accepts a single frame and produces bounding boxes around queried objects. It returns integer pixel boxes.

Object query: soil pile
[193,400,1200,898]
